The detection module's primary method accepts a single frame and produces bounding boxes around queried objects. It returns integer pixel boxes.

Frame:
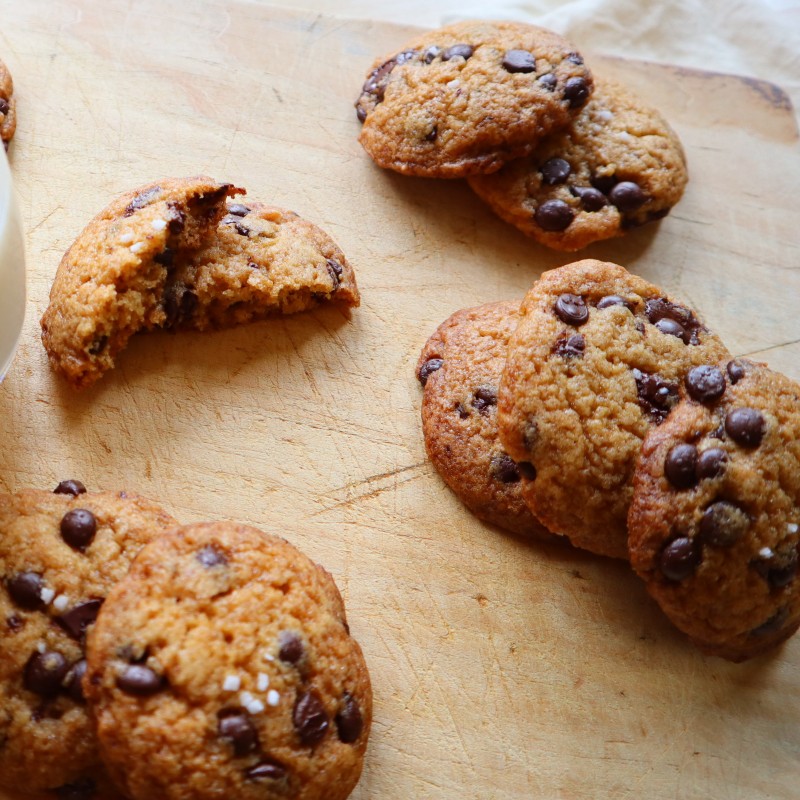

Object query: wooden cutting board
[1,2,799,798]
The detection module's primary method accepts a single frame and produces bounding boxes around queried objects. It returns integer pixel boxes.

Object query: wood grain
[1,2,799,798]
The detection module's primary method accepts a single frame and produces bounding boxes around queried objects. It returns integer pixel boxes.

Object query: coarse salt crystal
[53,594,69,612]
[36,642,46,653]
[40,587,55,604]
[222,675,241,692]
[759,547,774,559]
[151,218,168,231]
[118,231,134,245]
[262,652,275,662]
[788,523,799,534]
[596,109,614,121]
[240,691,255,707]
[267,689,280,707]
[257,673,269,692]
[247,699,265,714]
[129,242,145,254]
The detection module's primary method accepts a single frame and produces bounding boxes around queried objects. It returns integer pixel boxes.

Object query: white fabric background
[291,0,800,122]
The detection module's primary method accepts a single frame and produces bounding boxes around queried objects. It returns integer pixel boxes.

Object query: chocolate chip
[750,607,788,637]
[726,359,746,384]
[609,181,647,212]
[116,664,164,695]
[566,52,584,65]
[124,186,161,217]
[631,368,679,424]
[54,480,86,497]
[55,778,97,800]
[335,692,364,743]
[355,105,367,122]
[24,651,70,697]
[293,690,329,746]
[197,545,227,568]
[7,572,45,610]
[278,631,305,664]
[423,46,441,64]
[418,357,443,386]
[696,448,727,479]
[554,293,588,326]
[553,334,585,358]
[539,73,557,91]
[591,175,617,194]
[360,49,415,110]
[535,199,574,231]
[725,407,765,447]
[563,77,589,108]
[472,385,497,414]
[163,284,198,327]
[685,365,726,403]
[222,217,250,236]
[699,501,749,547]
[7,615,24,632]
[654,318,688,342]
[218,710,259,756]
[517,461,537,480]
[57,599,103,641]
[0,98,8,116]
[60,509,97,552]
[753,549,798,589]
[659,537,700,581]
[596,295,633,311]
[442,44,473,61]
[227,204,250,217]
[455,402,469,419]
[425,125,438,142]
[489,454,520,483]
[246,758,287,781]
[166,202,186,234]
[326,259,343,288]
[540,157,571,185]
[65,659,88,703]
[569,185,607,211]
[154,248,174,267]
[644,298,701,345]
[664,444,698,489]
[502,49,535,73]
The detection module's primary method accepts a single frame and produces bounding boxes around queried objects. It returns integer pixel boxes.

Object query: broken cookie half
[40,177,360,389]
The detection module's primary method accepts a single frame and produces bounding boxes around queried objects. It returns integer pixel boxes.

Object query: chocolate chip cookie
[497,260,730,559]
[628,359,800,661]
[0,485,177,797]
[41,176,240,389]
[85,522,371,800]
[0,57,16,148]
[468,77,688,251]
[417,301,555,539]
[356,20,594,178]
[165,200,359,330]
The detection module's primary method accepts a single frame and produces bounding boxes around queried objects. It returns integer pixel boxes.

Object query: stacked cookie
[40,177,360,389]
[417,260,800,662]
[355,21,687,251]
[0,485,371,799]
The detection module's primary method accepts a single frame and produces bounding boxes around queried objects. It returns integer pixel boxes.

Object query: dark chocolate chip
[425,125,438,142]
[278,631,305,664]
[24,651,70,697]
[87,335,108,356]
[554,293,588,326]
[361,49,415,107]
[455,402,469,419]
[631,368,679,424]
[154,248,174,267]
[54,480,87,497]
[502,49,535,73]
[596,294,633,311]
[7,572,45,610]
[418,358,443,386]
[538,73,557,91]
[699,501,749,547]
[355,104,367,122]
[472,385,497,414]
[218,710,259,756]
[55,778,97,800]
[116,664,164,695]
[326,258,343,288]
[227,203,250,217]
[553,334,585,358]
[489,454,520,483]
[60,509,97,552]
[442,44,474,61]
[65,659,88,703]
[644,297,702,345]
[540,157,571,185]
[517,461,537,480]
[423,46,441,64]
[696,447,727,479]
[608,181,647,212]
[659,537,700,581]
[293,690,329,746]
[246,758,287,781]
[535,199,574,231]
[664,443,698,489]
[654,318,688,342]
[566,52,584,65]
[0,99,8,116]
[726,359,746,384]
[57,599,103,641]
[222,217,250,236]
[569,185,607,211]
[163,284,198,327]
[124,186,161,216]
[725,407,765,448]
[335,692,364,743]
[685,365,726,403]
[7,615,24,632]
[197,545,228,568]
[166,202,186,234]
[591,175,617,194]
[563,76,590,108]
[751,607,788,637]
[753,549,798,590]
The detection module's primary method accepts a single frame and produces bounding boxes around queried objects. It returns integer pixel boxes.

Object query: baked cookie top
[0,486,177,796]
[86,522,371,800]
[40,176,239,389]
[0,57,16,148]
[356,20,593,178]
[168,200,359,331]
[628,359,800,661]
[417,300,556,539]
[497,260,730,559]
[468,77,688,251]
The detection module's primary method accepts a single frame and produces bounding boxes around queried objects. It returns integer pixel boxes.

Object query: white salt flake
[247,699,265,714]
[240,691,255,707]
[759,547,774,559]
[222,675,241,692]
[36,641,46,653]
[596,109,614,121]
[118,231,134,245]
[151,218,168,231]
[129,242,145,254]
[40,587,55,605]
[267,689,280,707]
[262,651,275,662]
[257,673,269,692]
[788,523,799,534]
[53,594,69,612]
